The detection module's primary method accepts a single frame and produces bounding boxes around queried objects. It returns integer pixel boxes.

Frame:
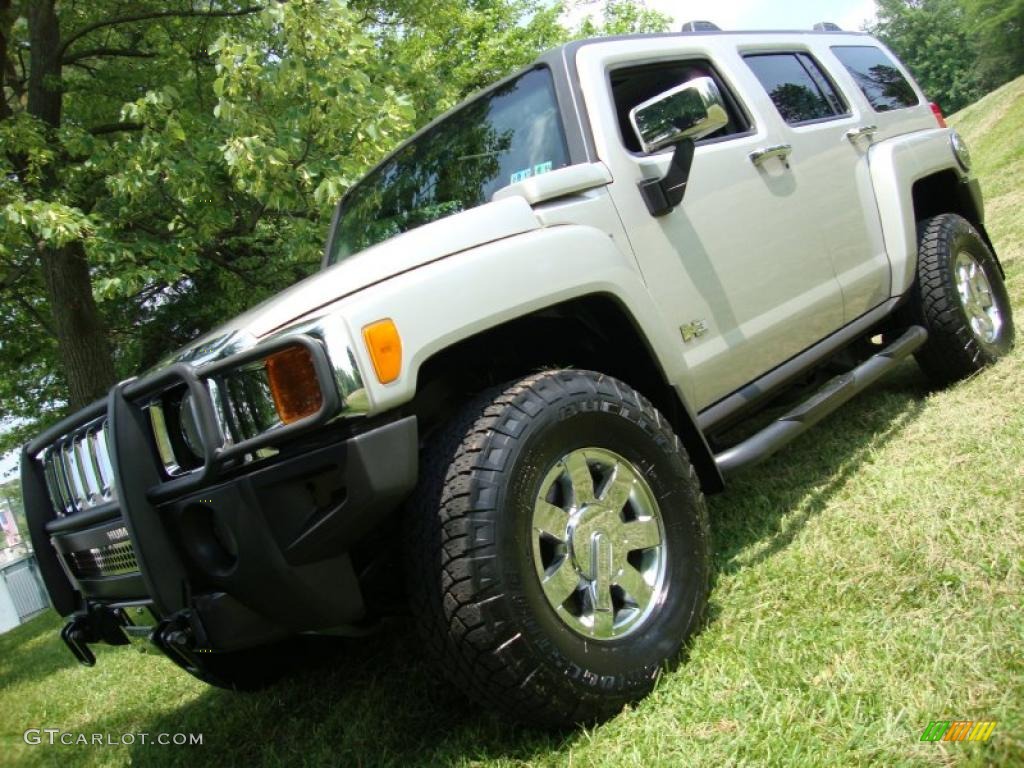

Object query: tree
[0,0,668,453]
[571,0,671,37]
[870,0,981,113]
[962,0,1024,91]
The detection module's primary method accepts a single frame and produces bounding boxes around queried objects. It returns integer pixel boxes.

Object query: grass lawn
[2,79,1023,768]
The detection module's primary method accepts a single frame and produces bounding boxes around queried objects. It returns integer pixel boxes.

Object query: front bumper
[21,341,418,665]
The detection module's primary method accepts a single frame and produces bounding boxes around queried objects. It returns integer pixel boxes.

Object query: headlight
[177,390,204,459]
[148,319,368,476]
[951,131,972,171]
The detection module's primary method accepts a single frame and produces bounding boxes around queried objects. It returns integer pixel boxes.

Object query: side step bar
[714,326,927,475]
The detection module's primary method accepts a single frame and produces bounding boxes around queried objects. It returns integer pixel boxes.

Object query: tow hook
[60,608,131,667]
[61,620,97,666]
[152,614,203,673]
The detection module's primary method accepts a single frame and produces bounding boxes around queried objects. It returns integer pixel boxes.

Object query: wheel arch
[410,293,724,494]
[868,130,1002,295]
[911,169,1004,277]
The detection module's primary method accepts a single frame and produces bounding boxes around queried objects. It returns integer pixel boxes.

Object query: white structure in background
[0,556,49,633]
[0,497,48,633]
[1,498,22,549]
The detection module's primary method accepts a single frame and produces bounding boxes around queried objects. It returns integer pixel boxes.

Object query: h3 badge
[680,319,709,343]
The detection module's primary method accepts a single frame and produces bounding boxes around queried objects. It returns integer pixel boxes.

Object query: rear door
[741,45,891,321]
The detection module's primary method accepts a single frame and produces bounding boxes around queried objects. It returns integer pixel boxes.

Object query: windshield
[327,67,570,264]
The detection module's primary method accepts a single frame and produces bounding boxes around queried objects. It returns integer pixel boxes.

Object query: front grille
[42,418,117,517]
[65,540,138,579]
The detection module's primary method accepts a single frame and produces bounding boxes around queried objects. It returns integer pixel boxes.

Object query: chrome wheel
[531,447,667,640]
[955,250,1003,343]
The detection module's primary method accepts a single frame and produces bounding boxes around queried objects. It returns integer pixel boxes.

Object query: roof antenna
[813,22,842,31]
[681,20,720,32]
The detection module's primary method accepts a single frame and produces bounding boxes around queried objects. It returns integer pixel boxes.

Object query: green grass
[2,82,1024,768]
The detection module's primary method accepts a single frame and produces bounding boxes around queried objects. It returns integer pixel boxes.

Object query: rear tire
[405,370,710,726]
[912,214,1014,386]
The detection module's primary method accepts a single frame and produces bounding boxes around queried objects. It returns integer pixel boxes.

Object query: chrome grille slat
[93,427,114,495]
[62,441,86,506]
[52,447,76,515]
[40,417,118,517]
[77,435,101,500]
[44,453,71,515]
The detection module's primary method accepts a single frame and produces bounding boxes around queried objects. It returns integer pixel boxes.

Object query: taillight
[930,102,947,128]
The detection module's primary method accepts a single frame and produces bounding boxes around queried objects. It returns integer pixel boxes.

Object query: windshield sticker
[510,168,533,184]
[511,161,554,185]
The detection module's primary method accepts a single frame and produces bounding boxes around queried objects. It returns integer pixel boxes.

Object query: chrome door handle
[845,124,878,142]
[749,143,793,167]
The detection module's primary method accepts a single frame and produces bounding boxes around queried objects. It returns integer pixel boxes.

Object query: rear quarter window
[831,45,920,112]
[744,52,848,125]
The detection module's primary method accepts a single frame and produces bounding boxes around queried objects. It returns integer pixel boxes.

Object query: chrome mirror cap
[629,76,730,154]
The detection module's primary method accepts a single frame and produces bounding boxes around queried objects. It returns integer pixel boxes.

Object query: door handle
[845,124,878,143]
[749,143,793,168]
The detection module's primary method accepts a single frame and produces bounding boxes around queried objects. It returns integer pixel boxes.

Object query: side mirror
[629,77,729,154]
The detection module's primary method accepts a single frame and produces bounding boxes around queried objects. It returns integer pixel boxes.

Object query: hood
[160,196,540,368]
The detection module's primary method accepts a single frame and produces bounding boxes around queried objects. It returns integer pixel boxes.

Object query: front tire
[913,214,1014,386]
[406,370,710,726]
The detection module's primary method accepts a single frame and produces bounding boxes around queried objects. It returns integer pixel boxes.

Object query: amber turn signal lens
[266,345,323,424]
[362,318,402,384]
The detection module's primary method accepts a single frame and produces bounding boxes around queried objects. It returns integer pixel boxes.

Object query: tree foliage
[870,0,1024,113]
[0,0,667,451]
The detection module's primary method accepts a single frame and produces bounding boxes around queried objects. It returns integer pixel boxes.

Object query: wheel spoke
[533,500,568,541]
[598,462,634,513]
[542,556,580,607]
[618,517,662,551]
[975,283,994,309]
[616,564,653,607]
[591,605,614,637]
[563,452,595,507]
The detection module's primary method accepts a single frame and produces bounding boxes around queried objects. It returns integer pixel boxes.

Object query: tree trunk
[0,0,13,120]
[39,243,117,408]
[27,0,117,408]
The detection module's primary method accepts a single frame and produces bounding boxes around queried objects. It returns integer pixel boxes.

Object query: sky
[0,455,16,483]
[569,0,878,32]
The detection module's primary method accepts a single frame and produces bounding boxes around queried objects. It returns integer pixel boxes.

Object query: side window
[610,60,751,153]
[744,53,848,125]
[831,45,920,111]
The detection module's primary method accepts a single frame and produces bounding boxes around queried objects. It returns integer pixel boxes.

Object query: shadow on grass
[101,624,571,767]
[708,361,930,577]
[0,610,72,693]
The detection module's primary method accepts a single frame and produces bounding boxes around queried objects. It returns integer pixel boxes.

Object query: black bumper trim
[107,381,191,616]
[21,445,77,616]
[45,500,121,535]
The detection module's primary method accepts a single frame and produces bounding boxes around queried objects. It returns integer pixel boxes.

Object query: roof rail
[813,22,842,31]
[681,20,720,32]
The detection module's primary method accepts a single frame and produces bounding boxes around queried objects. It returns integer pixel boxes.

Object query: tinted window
[831,46,920,111]
[745,53,847,124]
[610,60,750,152]
[328,67,569,263]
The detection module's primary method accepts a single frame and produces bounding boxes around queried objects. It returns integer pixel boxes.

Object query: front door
[581,42,846,410]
